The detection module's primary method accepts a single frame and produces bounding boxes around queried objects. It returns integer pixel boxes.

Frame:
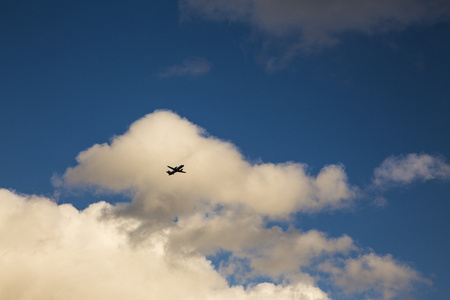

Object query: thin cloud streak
[158,57,211,78]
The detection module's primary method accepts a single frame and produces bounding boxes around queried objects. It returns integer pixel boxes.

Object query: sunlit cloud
[373,153,450,188]
[158,57,211,78]
[319,253,431,300]
[179,0,450,69]
[0,188,330,300]
[61,110,358,218]
[0,111,429,299]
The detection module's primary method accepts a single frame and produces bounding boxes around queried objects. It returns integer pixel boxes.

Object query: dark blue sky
[1,1,450,299]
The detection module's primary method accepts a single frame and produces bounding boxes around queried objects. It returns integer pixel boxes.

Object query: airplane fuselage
[167,165,186,175]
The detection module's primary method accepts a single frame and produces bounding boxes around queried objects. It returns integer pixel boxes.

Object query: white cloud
[0,187,427,300]
[319,253,431,300]
[62,110,357,218]
[373,153,450,188]
[158,57,211,78]
[179,0,450,68]
[168,210,355,280]
[0,111,428,299]
[0,188,330,300]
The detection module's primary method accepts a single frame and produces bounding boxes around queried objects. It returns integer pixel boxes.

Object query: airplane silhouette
[166,165,186,175]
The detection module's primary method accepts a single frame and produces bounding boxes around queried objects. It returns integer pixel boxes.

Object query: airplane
[166,165,186,175]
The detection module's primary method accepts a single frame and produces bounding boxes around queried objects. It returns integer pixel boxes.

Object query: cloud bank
[179,0,450,68]
[0,111,429,299]
[0,189,330,300]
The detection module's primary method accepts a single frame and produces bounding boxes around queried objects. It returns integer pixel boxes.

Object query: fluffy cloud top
[62,110,357,218]
[373,153,450,187]
[0,111,428,299]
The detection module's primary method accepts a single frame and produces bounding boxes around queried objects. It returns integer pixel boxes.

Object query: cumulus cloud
[373,153,450,188]
[168,210,355,281]
[0,189,329,300]
[0,111,428,299]
[319,253,431,300]
[179,0,450,68]
[62,110,357,218]
[158,57,211,78]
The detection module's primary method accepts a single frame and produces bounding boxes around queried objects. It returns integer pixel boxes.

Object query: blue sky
[1,1,450,299]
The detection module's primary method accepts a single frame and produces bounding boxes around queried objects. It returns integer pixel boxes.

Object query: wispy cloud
[0,111,428,299]
[179,0,450,68]
[373,153,450,188]
[158,57,211,78]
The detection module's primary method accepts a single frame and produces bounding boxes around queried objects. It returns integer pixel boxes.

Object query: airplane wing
[179,170,186,173]
[168,166,176,170]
